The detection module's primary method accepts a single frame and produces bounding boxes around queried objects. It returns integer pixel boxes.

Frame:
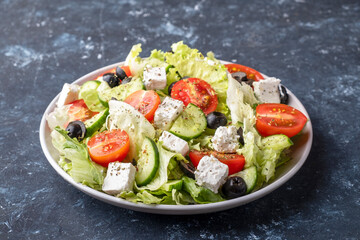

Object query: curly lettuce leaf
[182,176,224,204]
[167,157,184,180]
[118,190,168,204]
[125,43,143,77]
[51,127,105,190]
[172,189,196,205]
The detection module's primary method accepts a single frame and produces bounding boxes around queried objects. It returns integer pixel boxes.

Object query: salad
[46,42,308,205]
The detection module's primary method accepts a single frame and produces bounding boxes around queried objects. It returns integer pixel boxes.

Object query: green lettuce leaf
[118,190,168,204]
[189,132,214,150]
[125,43,143,77]
[226,72,258,126]
[182,176,224,204]
[258,135,293,182]
[167,157,184,180]
[51,127,105,190]
[172,189,196,205]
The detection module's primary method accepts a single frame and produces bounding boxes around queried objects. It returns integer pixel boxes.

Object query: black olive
[66,121,86,141]
[116,66,128,80]
[206,112,227,129]
[121,77,132,85]
[237,127,245,145]
[279,84,289,104]
[131,159,137,166]
[221,176,247,199]
[179,161,196,179]
[168,81,178,95]
[231,71,254,86]
[103,73,120,88]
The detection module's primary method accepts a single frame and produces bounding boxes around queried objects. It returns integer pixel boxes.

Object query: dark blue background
[1,0,359,239]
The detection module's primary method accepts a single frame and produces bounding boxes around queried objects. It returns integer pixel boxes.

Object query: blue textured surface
[1,0,359,239]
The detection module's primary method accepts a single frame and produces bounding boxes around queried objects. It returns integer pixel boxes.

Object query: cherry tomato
[170,78,218,115]
[225,63,264,81]
[87,129,130,167]
[124,90,161,122]
[66,99,98,126]
[189,150,245,175]
[256,103,308,138]
[95,65,132,81]
[120,65,132,78]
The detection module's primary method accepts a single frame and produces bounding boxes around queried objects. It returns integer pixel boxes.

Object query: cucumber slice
[169,103,207,140]
[161,180,183,192]
[84,108,109,138]
[233,166,257,194]
[97,77,144,107]
[135,137,160,186]
[79,80,105,112]
[261,134,293,150]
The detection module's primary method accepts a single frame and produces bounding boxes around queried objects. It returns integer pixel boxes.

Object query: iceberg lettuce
[182,176,224,204]
[51,127,105,190]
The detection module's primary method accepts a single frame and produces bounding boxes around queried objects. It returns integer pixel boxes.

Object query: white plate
[39,61,313,215]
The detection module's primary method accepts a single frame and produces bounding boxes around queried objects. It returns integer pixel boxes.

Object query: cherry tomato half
[95,65,132,81]
[65,99,98,127]
[256,103,308,138]
[124,90,161,122]
[189,150,245,175]
[170,78,218,115]
[225,63,264,81]
[87,129,130,167]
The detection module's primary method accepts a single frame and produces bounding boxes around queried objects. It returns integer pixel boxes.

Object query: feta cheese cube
[57,83,80,107]
[159,131,189,156]
[195,155,229,193]
[102,162,136,195]
[253,77,281,103]
[143,66,167,90]
[212,126,240,153]
[154,97,184,130]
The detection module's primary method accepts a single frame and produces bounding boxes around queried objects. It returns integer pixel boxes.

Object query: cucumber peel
[135,137,160,186]
[232,166,257,194]
[161,180,183,192]
[84,108,109,138]
[169,103,207,140]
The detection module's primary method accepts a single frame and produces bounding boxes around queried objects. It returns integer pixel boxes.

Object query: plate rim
[39,61,313,215]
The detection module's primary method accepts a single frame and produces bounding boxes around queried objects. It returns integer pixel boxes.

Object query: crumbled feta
[143,66,167,90]
[212,126,240,153]
[102,162,136,195]
[195,155,229,193]
[159,131,189,156]
[154,97,184,130]
[57,83,80,107]
[253,77,281,103]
